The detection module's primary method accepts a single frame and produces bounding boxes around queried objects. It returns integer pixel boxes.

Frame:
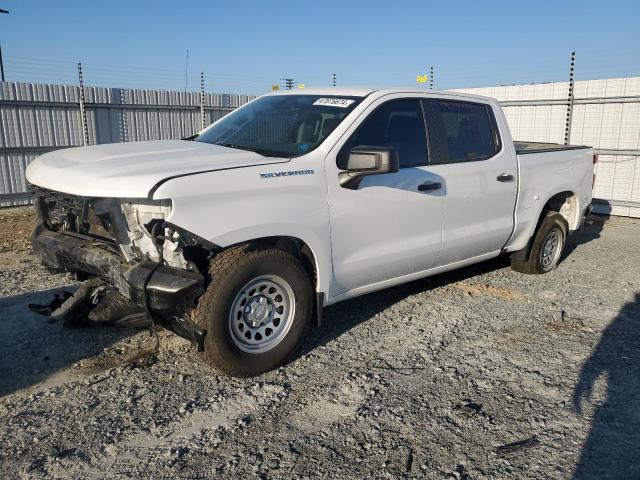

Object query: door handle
[497,173,514,182]
[418,181,442,192]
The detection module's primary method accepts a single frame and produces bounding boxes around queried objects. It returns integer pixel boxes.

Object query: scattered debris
[545,310,591,333]
[455,464,470,480]
[405,447,414,473]
[453,399,482,418]
[125,349,158,368]
[496,436,540,456]
[28,291,73,319]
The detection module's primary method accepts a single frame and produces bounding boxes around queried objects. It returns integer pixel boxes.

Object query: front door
[326,97,445,299]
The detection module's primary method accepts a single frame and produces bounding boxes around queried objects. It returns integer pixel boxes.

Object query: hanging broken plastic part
[27,278,150,328]
[28,291,73,320]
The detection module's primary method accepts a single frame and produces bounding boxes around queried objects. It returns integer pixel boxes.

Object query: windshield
[195,95,362,158]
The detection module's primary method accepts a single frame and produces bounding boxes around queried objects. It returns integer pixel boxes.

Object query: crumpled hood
[26,140,289,198]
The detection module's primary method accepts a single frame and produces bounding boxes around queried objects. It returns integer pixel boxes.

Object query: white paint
[26,140,288,198]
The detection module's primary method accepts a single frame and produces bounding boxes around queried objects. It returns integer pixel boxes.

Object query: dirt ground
[0,206,34,253]
[0,206,639,479]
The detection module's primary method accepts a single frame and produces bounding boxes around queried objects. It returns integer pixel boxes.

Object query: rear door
[423,98,517,265]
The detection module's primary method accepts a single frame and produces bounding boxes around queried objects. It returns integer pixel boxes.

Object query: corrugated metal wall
[0,81,255,206]
[453,77,640,217]
[3,79,640,216]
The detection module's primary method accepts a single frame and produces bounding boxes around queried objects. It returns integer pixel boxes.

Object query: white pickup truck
[26,87,595,377]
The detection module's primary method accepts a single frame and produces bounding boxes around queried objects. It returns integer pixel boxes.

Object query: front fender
[152,160,332,296]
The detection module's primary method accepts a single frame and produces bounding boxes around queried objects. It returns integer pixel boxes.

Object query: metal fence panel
[4,78,640,216]
[0,81,255,206]
[453,77,640,217]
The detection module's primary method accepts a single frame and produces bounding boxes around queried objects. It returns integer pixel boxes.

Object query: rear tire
[511,211,568,274]
[192,244,313,377]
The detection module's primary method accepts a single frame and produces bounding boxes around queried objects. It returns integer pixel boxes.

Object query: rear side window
[338,99,428,168]
[424,99,501,164]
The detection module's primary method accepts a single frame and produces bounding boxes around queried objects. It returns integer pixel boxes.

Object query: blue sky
[1,0,638,94]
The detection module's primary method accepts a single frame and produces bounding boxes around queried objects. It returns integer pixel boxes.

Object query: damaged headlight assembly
[119,199,173,261]
[91,198,186,270]
[30,194,208,350]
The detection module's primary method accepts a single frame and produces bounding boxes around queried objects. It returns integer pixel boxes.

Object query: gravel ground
[0,206,639,480]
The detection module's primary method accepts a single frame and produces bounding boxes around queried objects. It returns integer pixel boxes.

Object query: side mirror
[339,146,399,189]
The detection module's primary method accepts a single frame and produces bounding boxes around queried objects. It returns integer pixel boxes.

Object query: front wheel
[192,244,313,377]
[511,211,568,274]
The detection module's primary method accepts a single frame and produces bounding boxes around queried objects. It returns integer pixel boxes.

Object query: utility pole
[184,49,189,93]
[77,62,89,146]
[200,72,206,131]
[429,66,434,90]
[564,51,576,145]
[0,8,9,82]
[332,73,336,87]
[0,43,5,82]
[282,78,294,90]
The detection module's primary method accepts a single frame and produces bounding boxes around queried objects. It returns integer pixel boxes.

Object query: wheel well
[511,191,577,264]
[227,236,318,289]
[543,191,578,229]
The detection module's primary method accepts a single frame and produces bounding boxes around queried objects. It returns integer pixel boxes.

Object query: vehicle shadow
[296,255,510,359]
[562,215,606,260]
[0,287,135,397]
[572,292,640,480]
[298,216,606,360]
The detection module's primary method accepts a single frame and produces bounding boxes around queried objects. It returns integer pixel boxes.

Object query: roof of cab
[263,86,379,97]
[263,86,497,103]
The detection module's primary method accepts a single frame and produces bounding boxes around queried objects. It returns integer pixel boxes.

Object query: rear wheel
[511,211,568,274]
[192,244,313,377]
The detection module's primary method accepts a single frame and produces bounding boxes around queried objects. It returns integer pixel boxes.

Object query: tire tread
[191,244,310,377]
[511,211,568,275]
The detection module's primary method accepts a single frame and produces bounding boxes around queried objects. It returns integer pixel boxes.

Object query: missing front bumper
[31,223,207,349]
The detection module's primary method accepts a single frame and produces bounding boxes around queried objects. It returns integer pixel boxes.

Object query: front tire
[511,211,568,274]
[192,244,313,377]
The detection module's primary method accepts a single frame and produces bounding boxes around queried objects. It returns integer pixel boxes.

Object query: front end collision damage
[30,190,214,350]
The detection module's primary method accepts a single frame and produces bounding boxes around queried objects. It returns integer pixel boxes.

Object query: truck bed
[506,141,594,255]
[514,141,590,155]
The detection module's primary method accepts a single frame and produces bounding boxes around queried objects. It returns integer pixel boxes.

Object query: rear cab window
[423,99,501,164]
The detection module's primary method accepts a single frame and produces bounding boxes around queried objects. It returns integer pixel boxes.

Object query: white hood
[26,140,289,198]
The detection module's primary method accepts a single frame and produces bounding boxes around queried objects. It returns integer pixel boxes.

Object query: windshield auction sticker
[313,98,355,108]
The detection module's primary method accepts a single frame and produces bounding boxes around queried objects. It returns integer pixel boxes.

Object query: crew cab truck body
[26,87,594,376]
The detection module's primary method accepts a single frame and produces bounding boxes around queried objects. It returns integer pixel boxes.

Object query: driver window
[339,99,428,168]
